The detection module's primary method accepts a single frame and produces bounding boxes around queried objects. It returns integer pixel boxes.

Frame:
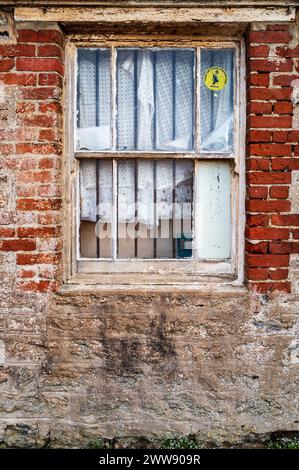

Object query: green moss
[87,438,112,449]
[160,435,200,449]
[268,439,299,449]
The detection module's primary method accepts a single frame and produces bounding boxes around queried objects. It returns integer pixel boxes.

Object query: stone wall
[0,8,298,448]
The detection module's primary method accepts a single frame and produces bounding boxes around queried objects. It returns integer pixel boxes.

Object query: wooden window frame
[64,35,246,285]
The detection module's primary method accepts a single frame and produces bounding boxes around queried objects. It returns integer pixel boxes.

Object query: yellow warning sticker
[204,66,227,91]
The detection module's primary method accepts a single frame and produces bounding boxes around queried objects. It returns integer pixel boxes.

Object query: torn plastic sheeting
[201,114,233,153]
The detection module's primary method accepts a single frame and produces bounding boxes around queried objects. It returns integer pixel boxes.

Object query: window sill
[57,273,246,295]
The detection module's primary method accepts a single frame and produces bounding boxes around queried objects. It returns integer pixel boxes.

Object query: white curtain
[201,49,234,152]
[79,48,233,225]
[77,49,111,150]
[80,159,192,226]
[117,49,194,151]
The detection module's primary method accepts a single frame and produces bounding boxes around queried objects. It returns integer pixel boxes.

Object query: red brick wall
[246,24,299,293]
[0,25,64,292]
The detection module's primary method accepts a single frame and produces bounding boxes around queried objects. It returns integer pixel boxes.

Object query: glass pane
[79,160,113,258]
[77,49,111,151]
[197,161,231,259]
[116,49,195,152]
[200,49,235,153]
[117,159,193,258]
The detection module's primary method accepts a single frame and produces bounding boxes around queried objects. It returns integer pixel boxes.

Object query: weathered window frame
[64,35,246,284]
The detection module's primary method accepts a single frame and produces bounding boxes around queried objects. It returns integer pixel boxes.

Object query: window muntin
[74,41,239,272]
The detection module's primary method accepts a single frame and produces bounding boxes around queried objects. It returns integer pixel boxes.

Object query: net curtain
[78,48,234,225]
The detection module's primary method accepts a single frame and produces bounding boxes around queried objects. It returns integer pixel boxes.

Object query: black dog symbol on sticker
[212,69,219,86]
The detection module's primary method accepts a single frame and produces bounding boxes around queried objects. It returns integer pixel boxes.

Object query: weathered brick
[17,227,60,238]
[0,228,16,238]
[293,229,299,240]
[246,200,291,212]
[249,143,292,157]
[271,158,293,171]
[249,31,291,44]
[250,74,270,87]
[16,57,64,74]
[17,269,37,279]
[274,101,293,114]
[21,87,61,100]
[249,115,292,129]
[247,214,269,226]
[249,88,291,101]
[38,129,60,142]
[246,227,290,240]
[269,186,289,199]
[248,186,268,199]
[16,252,61,265]
[291,242,299,253]
[247,130,272,143]
[250,59,293,72]
[38,157,56,169]
[269,269,289,280]
[273,74,299,87]
[249,101,272,114]
[0,58,15,72]
[16,142,59,154]
[38,44,62,59]
[16,102,36,113]
[249,45,270,57]
[17,170,53,184]
[19,114,58,128]
[266,25,290,31]
[38,72,62,86]
[276,45,299,58]
[246,254,290,267]
[0,72,37,86]
[17,198,62,211]
[0,44,35,57]
[245,241,268,254]
[272,131,289,143]
[16,280,59,292]
[247,158,270,171]
[269,242,291,254]
[248,281,291,293]
[39,102,62,114]
[271,214,299,226]
[247,172,291,185]
[0,239,36,252]
[246,267,269,281]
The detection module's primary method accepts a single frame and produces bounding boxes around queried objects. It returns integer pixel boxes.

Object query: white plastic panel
[196,160,231,259]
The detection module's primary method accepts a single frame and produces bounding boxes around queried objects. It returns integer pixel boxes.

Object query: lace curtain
[77,48,111,150]
[80,159,193,226]
[116,49,194,151]
[78,47,234,224]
